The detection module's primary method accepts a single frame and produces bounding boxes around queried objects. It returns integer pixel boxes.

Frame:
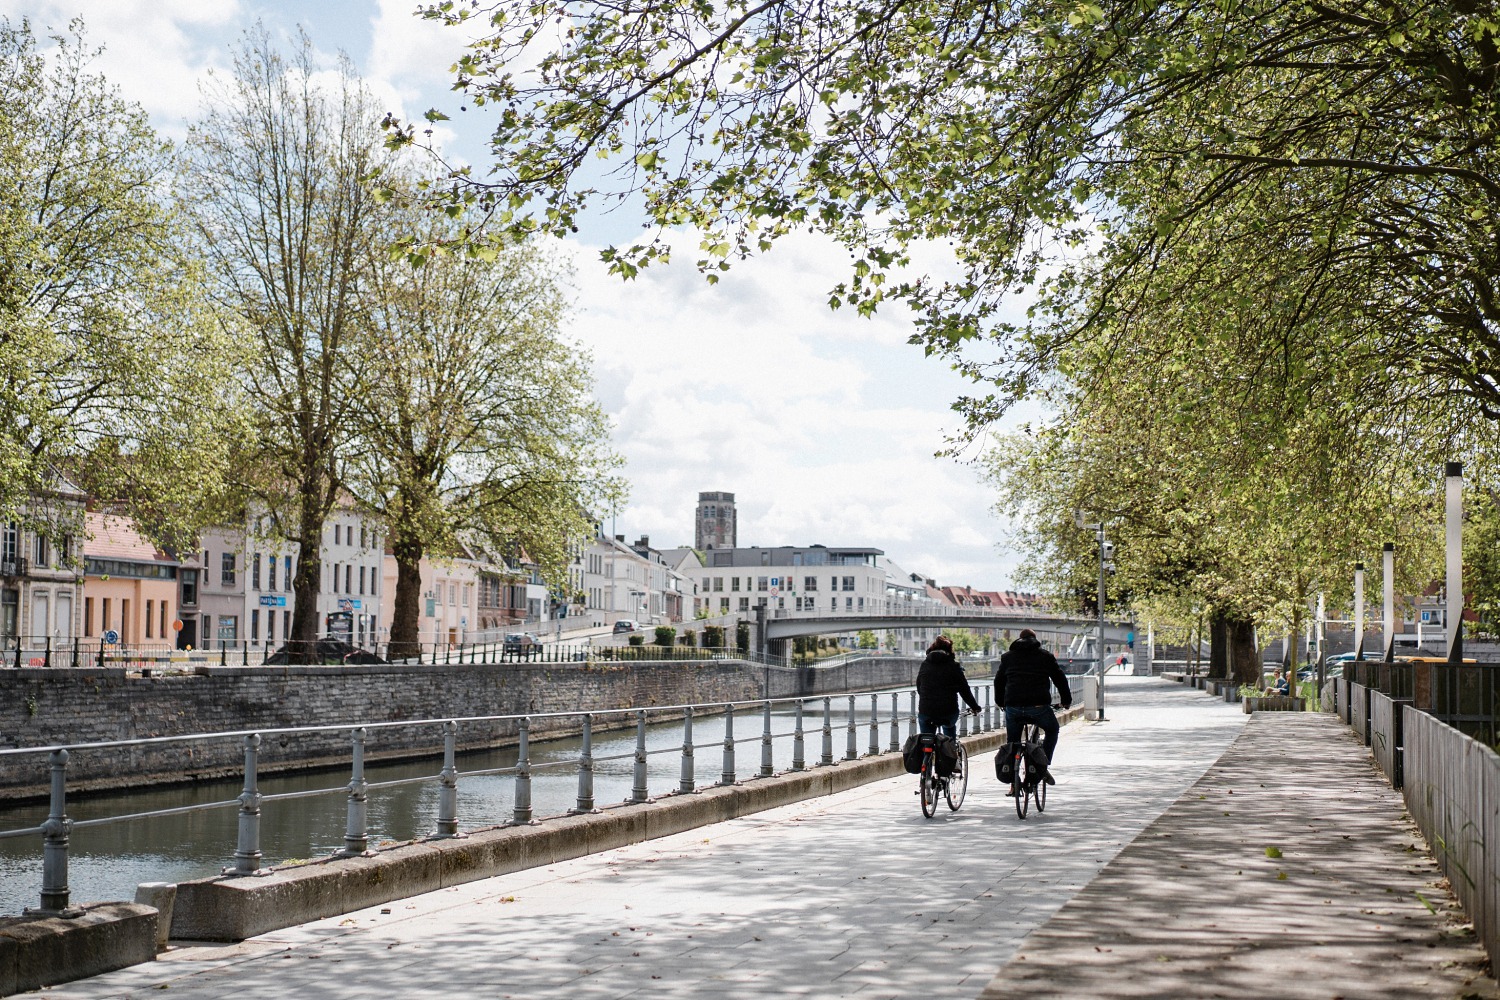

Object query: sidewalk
[982,709,1498,999]
[37,679,1492,999]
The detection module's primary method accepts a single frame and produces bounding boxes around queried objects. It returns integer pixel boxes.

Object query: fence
[1333,659,1500,971]
[0,671,1079,919]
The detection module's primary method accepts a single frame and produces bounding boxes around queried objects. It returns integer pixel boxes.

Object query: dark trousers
[1005,705,1060,764]
[917,711,959,739]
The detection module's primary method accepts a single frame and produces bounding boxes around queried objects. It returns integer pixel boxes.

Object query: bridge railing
[1,677,1039,918]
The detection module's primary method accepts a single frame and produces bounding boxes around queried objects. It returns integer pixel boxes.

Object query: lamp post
[1446,461,1463,664]
[1076,513,1113,721]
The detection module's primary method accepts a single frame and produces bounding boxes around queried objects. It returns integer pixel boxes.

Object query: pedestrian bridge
[754,606,1133,651]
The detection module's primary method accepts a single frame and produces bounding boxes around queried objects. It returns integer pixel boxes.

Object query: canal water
[0,694,959,916]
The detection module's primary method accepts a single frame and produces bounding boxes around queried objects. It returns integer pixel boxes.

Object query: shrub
[704,624,725,649]
[655,625,677,647]
[679,629,696,647]
[736,621,750,652]
[628,634,645,647]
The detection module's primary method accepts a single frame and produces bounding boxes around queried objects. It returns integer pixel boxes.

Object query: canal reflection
[0,696,950,915]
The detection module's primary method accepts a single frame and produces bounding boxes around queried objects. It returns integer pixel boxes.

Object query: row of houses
[2,494,1045,656]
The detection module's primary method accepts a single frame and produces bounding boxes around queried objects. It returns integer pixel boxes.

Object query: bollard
[959,704,969,738]
[43,635,51,669]
[435,721,460,837]
[983,686,992,732]
[888,692,901,751]
[759,701,774,777]
[575,713,596,812]
[845,695,858,761]
[792,701,806,771]
[29,749,81,917]
[229,734,262,875]
[513,716,533,823]
[720,703,736,785]
[820,697,834,765]
[70,638,79,669]
[679,707,696,793]
[341,727,370,855]
[631,710,650,802]
[867,694,880,756]
[135,882,176,950]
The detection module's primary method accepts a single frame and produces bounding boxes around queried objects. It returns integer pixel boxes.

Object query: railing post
[43,635,51,669]
[907,691,917,742]
[867,694,880,756]
[28,749,80,917]
[792,701,806,771]
[512,716,533,823]
[435,721,460,837]
[342,727,369,855]
[230,734,262,875]
[820,697,834,765]
[679,706,696,793]
[983,685,992,732]
[575,713,596,812]
[959,702,969,737]
[70,638,79,669]
[220,643,227,667]
[631,710,650,802]
[759,701,774,777]
[721,703,736,785]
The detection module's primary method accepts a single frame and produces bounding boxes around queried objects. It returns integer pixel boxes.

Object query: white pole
[1382,542,1395,662]
[1446,462,1463,663]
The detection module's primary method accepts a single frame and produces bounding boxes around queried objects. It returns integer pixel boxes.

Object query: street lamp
[1076,513,1113,722]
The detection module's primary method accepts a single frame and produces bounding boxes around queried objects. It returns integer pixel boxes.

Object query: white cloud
[3,0,241,131]
[563,228,1030,589]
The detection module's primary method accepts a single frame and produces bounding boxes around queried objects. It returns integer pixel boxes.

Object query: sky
[4,0,1043,591]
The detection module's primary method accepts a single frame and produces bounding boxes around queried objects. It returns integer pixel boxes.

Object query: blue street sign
[259,595,286,607]
[103,629,119,644]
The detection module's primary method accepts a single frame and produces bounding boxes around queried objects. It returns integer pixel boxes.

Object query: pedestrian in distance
[995,628,1073,782]
[916,635,981,739]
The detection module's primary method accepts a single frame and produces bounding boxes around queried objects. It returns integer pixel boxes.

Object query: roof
[84,512,172,564]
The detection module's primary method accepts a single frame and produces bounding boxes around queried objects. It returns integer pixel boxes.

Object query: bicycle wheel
[1033,757,1047,813]
[1013,747,1029,819]
[945,741,968,811]
[920,762,940,818]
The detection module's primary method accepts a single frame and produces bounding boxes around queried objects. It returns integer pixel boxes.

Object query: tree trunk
[1228,616,1260,686]
[1208,611,1229,679]
[387,530,424,661]
[290,523,323,665]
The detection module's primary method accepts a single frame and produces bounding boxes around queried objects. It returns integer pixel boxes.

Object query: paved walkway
[38,679,1495,999]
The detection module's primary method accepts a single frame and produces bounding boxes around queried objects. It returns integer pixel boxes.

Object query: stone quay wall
[0,655,938,798]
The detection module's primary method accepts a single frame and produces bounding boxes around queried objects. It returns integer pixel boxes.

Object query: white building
[693,545,889,619]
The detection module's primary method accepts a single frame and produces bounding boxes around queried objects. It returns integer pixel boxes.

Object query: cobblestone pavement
[35,678,1365,999]
[980,708,1499,1000]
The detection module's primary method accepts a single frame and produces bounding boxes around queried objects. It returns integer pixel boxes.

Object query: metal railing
[0,677,1053,917]
[1346,658,1499,744]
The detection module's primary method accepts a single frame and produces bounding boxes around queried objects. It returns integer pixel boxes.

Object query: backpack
[994,742,1016,783]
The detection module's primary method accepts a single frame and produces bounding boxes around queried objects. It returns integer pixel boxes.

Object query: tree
[347,198,623,659]
[186,28,392,661]
[0,17,242,546]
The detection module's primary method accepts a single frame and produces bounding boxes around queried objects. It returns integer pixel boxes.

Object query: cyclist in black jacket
[916,635,981,739]
[995,629,1073,780]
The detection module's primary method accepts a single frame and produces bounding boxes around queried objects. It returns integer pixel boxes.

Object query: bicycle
[1009,720,1050,820]
[916,733,969,818]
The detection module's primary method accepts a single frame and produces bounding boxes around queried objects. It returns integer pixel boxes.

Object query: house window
[250,609,259,642]
[738,597,750,612]
[359,565,365,594]
[146,600,154,638]
[846,597,854,611]
[33,535,48,567]
[345,564,352,594]
[731,577,741,591]
[712,578,723,592]
[449,583,456,605]
[59,535,72,565]
[758,576,768,592]
[719,597,730,612]
[252,556,262,591]
[333,524,340,546]
[267,610,276,644]
[842,576,855,591]
[217,615,238,642]
[181,569,198,607]
[268,555,277,591]
[804,576,817,591]
[360,526,367,549]
[283,610,290,639]
[1,524,17,565]
[221,552,235,586]
[84,597,94,637]
[284,556,292,591]
[160,600,167,639]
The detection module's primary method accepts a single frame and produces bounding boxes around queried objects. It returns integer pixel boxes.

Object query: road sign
[338,598,353,611]
[260,595,287,607]
[103,629,119,644]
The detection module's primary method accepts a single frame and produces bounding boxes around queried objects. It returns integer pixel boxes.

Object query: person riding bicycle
[917,636,982,742]
[995,629,1073,784]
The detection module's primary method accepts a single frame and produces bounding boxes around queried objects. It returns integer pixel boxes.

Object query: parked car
[502,632,542,660]
[612,620,639,635]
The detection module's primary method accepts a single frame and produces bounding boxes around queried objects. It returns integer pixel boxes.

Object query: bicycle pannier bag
[994,743,1015,783]
[935,735,960,777]
[901,733,926,774]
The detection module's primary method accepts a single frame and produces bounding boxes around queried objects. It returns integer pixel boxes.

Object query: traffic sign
[103,629,119,644]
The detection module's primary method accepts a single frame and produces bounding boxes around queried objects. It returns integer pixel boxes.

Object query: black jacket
[995,637,1073,709]
[917,649,982,718]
